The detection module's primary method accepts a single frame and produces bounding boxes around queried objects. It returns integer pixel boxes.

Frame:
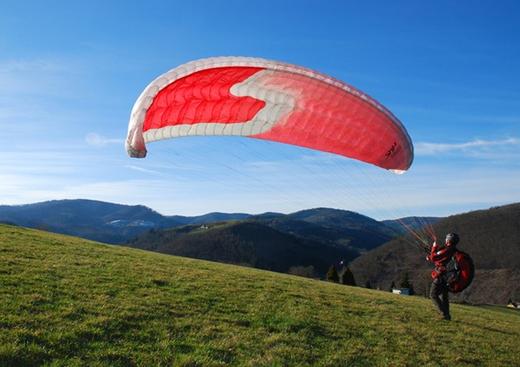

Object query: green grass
[0,224,519,366]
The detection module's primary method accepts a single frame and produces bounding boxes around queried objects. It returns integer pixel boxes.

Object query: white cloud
[125,165,165,176]
[415,138,520,156]
[85,133,123,147]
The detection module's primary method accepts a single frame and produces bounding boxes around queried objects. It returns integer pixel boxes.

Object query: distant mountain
[129,220,358,276]
[350,203,520,305]
[0,199,180,243]
[260,208,397,251]
[0,200,253,244]
[249,212,285,220]
[169,212,252,226]
[0,201,403,251]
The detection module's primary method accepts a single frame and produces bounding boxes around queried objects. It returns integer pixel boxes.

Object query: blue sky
[1,1,519,219]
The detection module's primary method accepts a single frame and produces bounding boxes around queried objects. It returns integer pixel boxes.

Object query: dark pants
[430,277,450,319]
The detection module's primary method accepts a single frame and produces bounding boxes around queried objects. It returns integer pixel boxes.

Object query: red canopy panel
[127,57,413,172]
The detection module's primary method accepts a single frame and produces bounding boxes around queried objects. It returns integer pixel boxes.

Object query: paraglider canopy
[127,56,413,173]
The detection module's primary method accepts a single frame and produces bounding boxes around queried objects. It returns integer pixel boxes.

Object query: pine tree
[341,267,356,286]
[400,272,414,295]
[326,265,339,283]
[400,272,411,289]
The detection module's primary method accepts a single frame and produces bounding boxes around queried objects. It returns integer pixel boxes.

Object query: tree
[326,265,339,283]
[389,281,396,292]
[341,267,356,286]
[365,280,372,289]
[409,283,415,296]
[400,272,411,289]
[400,272,415,295]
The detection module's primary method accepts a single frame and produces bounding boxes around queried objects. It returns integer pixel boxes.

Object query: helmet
[445,233,459,246]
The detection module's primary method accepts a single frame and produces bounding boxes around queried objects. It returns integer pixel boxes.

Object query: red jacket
[427,241,456,279]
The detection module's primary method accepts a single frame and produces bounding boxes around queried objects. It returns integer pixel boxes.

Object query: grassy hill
[1,224,519,366]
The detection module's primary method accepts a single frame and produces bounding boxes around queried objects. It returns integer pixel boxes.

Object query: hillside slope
[350,203,520,304]
[1,224,519,366]
[128,221,358,276]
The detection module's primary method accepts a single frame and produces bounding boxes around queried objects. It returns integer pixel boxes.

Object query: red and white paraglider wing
[126,57,413,172]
